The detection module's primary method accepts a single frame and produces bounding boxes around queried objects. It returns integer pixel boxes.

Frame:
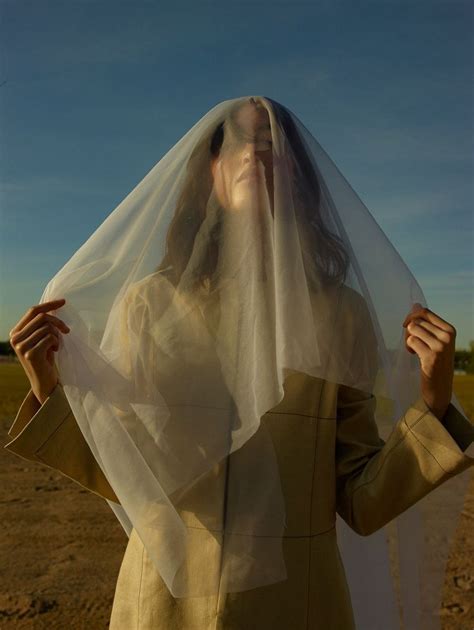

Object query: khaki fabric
[4,376,474,629]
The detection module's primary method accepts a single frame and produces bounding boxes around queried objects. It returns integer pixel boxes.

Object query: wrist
[36,381,59,405]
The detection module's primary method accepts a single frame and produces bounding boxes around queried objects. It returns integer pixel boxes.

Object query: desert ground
[1,361,473,629]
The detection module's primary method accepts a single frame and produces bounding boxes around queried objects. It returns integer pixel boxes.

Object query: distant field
[449,373,474,419]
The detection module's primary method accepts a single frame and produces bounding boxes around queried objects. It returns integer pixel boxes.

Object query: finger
[13,324,60,358]
[405,340,416,354]
[406,322,444,352]
[9,299,66,337]
[10,313,70,345]
[9,301,68,339]
[11,324,59,357]
[25,332,60,362]
[402,305,453,333]
[11,326,59,361]
[406,333,430,357]
[407,318,451,342]
[405,329,417,353]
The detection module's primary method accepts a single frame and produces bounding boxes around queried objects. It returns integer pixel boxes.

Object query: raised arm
[335,382,474,536]
[334,293,474,536]
[4,382,120,504]
[4,296,125,503]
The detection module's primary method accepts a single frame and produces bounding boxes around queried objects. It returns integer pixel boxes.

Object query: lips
[237,169,260,183]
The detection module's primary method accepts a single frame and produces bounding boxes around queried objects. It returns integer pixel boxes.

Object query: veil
[39,95,473,627]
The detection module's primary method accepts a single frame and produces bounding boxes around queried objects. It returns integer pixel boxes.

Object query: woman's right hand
[9,298,70,405]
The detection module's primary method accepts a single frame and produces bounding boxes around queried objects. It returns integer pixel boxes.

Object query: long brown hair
[153,96,349,293]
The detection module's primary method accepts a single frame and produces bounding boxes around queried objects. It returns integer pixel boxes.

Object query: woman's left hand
[403,303,456,421]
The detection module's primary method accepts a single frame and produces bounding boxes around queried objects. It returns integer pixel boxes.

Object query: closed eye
[257,140,273,151]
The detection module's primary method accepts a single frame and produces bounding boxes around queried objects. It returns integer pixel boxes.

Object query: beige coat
[5,372,474,629]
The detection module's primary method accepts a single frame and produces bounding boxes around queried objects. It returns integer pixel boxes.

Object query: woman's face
[210,101,275,215]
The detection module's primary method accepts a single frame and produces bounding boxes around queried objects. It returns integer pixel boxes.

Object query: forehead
[232,101,271,137]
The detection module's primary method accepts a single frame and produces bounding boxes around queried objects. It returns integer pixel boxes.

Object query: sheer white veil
[39,95,473,628]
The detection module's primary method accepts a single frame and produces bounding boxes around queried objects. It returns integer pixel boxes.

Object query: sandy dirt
[1,361,473,629]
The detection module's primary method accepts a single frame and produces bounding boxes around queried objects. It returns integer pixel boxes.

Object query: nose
[241,142,271,168]
[242,142,259,163]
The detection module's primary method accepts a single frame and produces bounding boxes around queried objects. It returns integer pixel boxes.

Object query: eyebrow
[233,122,272,137]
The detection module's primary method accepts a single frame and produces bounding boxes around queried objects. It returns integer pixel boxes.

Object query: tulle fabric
[39,95,472,627]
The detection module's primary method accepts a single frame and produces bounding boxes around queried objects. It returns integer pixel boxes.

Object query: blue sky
[1,0,472,347]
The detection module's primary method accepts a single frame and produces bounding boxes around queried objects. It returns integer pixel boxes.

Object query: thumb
[402,302,424,328]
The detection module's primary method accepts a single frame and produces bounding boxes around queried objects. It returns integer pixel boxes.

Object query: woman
[5,96,474,629]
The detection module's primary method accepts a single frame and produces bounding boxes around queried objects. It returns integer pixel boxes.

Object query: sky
[0,0,472,348]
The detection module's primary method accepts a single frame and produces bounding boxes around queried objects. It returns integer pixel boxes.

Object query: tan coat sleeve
[335,384,474,536]
[3,382,120,504]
